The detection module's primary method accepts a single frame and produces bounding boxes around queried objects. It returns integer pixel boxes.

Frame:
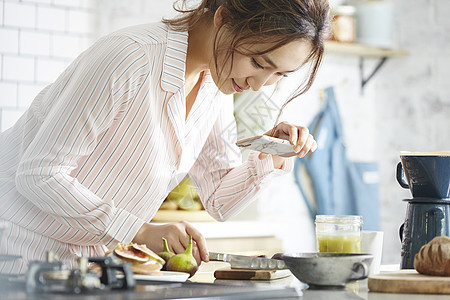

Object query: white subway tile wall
[0,28,19,53]
[4,2,36,29]
[51,33,81,58]
[54,0,83,8]
[0,82,16,107]
[67,10,92,34]
[24,1,53,4]
[37,6,67,31]
[0,0,96,132]
[3,55,35,82]
[20,31,51,56]
[95,0,178,37]
[0,3,3,25]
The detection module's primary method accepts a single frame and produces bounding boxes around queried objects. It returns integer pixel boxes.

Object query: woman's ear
[213,6,231,27]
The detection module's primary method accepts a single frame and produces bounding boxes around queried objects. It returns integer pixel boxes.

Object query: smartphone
[236,135,297,157]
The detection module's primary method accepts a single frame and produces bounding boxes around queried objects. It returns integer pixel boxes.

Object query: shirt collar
[161,28,189,93]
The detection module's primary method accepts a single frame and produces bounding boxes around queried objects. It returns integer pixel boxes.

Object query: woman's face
[209,39,312,95]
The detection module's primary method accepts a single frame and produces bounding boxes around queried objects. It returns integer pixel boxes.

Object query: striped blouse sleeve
[14,35,149,247]
[189,96,294,221]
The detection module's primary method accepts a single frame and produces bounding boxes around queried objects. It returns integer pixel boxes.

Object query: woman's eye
[251,58,288,78]
[276,72,288,78]
[251,58,264,69]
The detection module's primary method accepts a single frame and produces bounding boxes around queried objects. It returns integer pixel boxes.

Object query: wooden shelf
[325,41,409,58]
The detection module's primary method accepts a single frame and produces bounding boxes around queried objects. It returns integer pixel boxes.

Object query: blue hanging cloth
[294,87,380,230]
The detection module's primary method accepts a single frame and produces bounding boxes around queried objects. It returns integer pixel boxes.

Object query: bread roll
[414,236,450,276]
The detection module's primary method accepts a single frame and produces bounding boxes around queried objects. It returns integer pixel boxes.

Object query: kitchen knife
[209,252,287,270]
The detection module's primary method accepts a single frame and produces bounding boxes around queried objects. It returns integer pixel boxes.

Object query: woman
[0,0,330,274]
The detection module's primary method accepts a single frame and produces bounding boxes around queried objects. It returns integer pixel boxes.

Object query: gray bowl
[282,253,373,288]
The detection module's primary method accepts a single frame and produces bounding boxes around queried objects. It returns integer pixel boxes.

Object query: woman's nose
[250,73,281,91]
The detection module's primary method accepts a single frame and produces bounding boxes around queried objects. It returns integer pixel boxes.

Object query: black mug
[396,152,450,199]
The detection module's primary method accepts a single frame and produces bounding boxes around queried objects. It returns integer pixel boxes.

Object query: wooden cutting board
[214,267,291,280]
[368,269,450,294]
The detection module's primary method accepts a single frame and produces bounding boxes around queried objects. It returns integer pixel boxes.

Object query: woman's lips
[232,79,244,93]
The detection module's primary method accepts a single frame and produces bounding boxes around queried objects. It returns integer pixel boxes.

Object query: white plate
[134,271,190,282]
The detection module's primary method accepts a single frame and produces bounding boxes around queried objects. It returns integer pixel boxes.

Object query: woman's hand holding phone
[237,121,317,169]
[266,121,318,158]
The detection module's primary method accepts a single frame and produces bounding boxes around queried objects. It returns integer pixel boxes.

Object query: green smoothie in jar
[315,215,363,253]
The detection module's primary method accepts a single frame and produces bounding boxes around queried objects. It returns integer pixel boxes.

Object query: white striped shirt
[0,22,293,274]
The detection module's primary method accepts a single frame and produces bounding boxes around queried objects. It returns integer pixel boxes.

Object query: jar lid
[315,215,363,224]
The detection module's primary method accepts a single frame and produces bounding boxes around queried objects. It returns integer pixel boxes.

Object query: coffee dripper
[397,151,450,269]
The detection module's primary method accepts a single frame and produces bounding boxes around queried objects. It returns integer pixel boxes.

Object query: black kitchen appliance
[25,251,135,294]
[397,152,450,269]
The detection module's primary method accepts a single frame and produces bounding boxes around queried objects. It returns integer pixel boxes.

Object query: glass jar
[315,215,363,253]
[331,5,356,43]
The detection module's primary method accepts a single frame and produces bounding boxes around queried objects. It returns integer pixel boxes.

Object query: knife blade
[209,252,287,270]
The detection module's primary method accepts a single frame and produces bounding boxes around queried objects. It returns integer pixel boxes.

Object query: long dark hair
[164,0,331,121]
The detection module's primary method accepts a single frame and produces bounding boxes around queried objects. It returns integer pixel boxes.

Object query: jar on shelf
[315,215,363,253]
[330,5,356,43]
[354,0,394,48]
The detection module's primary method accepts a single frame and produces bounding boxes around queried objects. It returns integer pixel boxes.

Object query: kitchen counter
[2,263,449,299]
[191,262,450,299]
